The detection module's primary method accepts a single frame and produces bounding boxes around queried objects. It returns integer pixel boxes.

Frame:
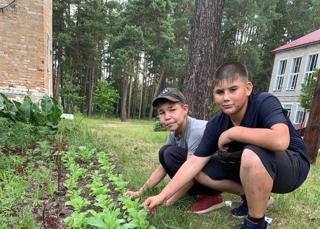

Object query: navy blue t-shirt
[194,92,309,162]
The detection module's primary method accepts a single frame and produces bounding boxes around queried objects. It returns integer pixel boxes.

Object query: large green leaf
[0,93,18,121]
[0,94,63,130]
[40,95,54,117]
[16,96,33,123]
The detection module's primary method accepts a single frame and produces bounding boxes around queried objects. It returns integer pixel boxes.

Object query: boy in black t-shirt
[144,62,310,229]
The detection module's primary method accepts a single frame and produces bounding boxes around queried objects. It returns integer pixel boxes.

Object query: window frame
[302,53,319,85]
[286,56,302,91]
[273,59,287,91]
[281,102,293,119]
[294,105,306,124]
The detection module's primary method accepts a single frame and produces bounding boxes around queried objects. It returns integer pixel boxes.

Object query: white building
[269,29,320,130]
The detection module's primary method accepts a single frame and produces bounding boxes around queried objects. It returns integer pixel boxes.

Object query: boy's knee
[241,148,261,171]
[159,144,175,160]
[194,172,208,183]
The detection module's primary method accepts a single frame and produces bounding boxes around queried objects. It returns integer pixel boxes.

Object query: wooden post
[303,72,320,163]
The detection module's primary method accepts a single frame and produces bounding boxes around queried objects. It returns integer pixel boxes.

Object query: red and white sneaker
[187,194,225,214]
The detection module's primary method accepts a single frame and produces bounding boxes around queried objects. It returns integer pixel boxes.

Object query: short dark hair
[212,62,248,88]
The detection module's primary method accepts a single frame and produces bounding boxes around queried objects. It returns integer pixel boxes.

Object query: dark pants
[202,145,310,193]
[159,144,220,196]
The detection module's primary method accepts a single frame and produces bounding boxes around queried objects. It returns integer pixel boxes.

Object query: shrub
[153,118,166,132]
[0,118,52,152]
[93,81,119,115]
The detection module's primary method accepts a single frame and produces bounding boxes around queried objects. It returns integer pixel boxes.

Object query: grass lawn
[86,117,320,229]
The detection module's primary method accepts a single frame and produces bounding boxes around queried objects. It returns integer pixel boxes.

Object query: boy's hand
[144,194,165,211]
[125,190,140,198]
[218,128,233,150]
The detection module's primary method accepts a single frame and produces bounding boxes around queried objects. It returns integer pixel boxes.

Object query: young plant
[65,195,90,212]
[65,212,88,229]
[87,209,125,229]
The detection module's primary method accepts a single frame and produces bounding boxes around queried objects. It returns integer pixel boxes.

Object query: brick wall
[0,0,52,101]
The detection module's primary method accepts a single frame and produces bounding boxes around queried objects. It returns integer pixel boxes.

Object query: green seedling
[66,195,90,212]
[65,211,88,229]
[87,209,125,229]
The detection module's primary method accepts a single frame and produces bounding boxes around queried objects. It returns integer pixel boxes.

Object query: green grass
[0,150,56,228]
[86,117,320,229]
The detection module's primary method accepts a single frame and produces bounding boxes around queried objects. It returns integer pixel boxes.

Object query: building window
[274,60,287,91]
[294,107,306,124]
[303,54,318,85]
[286,57,301,90]
[282,103,292,119]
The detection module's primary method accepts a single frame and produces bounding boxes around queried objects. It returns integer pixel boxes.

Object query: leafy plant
[78,146,95,163]
[87,209,125,229]
[65,211,88,228]
[0,93,63,130]
[300,69,320,111]
[66,195,90,212]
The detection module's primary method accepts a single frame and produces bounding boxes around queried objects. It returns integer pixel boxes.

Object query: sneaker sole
[231,213,246,219]
[190,202,225,214]
[231,197,274,219]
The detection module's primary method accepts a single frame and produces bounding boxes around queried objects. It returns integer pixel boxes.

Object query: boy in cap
[126,87,224,213]
[144,62,310,228]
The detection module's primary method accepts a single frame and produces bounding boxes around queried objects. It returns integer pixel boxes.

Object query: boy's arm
[144,155,210,210]
[219,123,289,152]
[126,165,167,198]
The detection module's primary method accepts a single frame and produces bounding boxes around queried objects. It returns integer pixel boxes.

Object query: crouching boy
[126,87,223,213]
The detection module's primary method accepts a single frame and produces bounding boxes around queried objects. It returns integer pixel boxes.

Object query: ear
[182,104,189,113]
[246,81,253,96]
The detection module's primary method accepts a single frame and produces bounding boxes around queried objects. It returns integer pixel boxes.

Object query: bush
[153,119,166,132]
[93,81,119,115]
[0,118,52,152]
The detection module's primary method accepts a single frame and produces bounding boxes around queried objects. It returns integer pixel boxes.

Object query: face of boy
[157,102,188,134]
[213,78,253,123]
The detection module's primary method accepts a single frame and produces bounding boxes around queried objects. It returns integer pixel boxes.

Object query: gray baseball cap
[152,88,187,107]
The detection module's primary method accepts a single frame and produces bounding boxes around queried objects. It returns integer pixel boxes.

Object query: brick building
[0,0,52,101]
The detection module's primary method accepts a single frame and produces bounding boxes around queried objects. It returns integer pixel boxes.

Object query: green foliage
[153,120,166,132]
[0,118,52,151]
[0,139,57,227]
[300,69,320,111]
[60,80,85,113]
[0,94,63,130]
[61,139,154,229]
[93,80,119,115]
[55,113,97,148]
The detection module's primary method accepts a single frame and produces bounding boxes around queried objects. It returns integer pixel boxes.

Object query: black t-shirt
[194,92,309,162]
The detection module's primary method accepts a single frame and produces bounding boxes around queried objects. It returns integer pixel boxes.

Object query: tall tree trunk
[183,0,224,120]
[127,75,133,119]
[53,5,65,102]
[148,69,165,119]
[142,75,149,119]
[132,74,139,118]
[139,56,148,119]
[53,47,63,101]
[303,73,320,163]
[120,75,129,122]
[87,66,95,116]
[139,76,145,119]
[80,68,89,113]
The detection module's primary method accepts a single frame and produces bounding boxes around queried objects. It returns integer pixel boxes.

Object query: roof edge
[272,40,320,53]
